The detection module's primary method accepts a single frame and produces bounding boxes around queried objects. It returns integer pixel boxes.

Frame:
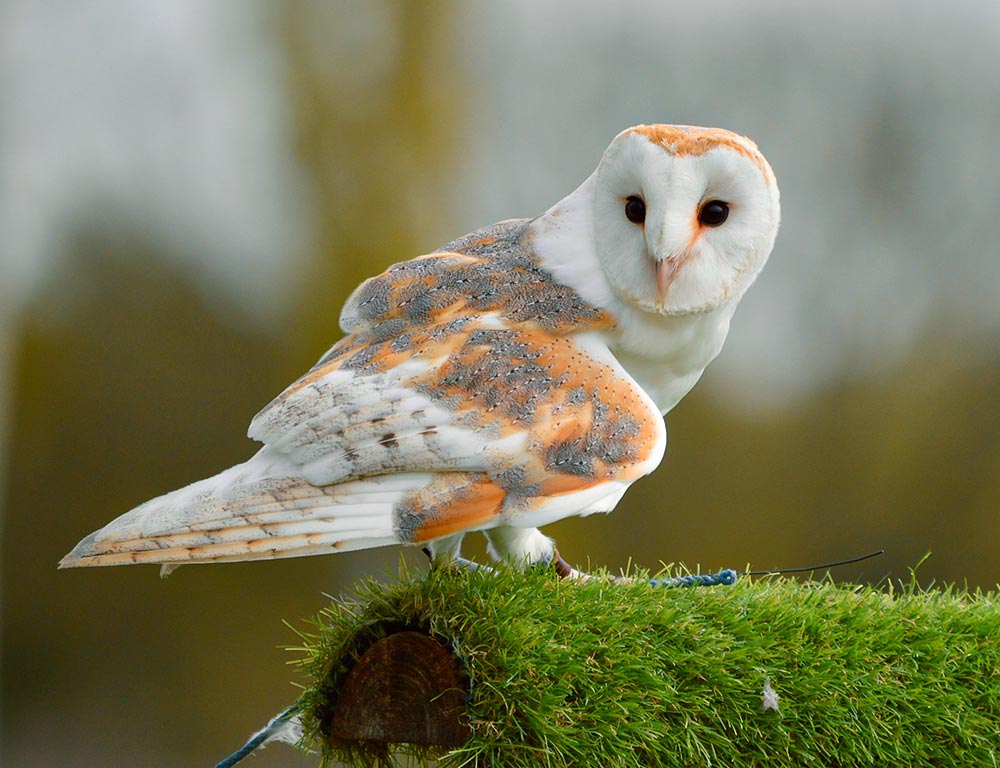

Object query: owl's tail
[58,449,426,574]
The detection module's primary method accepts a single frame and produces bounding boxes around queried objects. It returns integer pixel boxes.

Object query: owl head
[590,125,780,317]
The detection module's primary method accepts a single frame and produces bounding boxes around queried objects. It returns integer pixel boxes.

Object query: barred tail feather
[59,449,429,570]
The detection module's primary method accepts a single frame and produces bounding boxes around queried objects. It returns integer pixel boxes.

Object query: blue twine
[648,568,739,588]
[215,704,299,768]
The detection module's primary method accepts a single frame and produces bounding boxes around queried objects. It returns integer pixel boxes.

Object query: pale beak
[655,253,691,297]
[656,258,679,296]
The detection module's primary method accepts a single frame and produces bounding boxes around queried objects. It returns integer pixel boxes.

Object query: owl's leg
[485,526,600,581]
[426,526,586,579]
[422,532,469,572]
[483,525,596,579]
[422,533,500,574]
[424,533,465,562]
[483,526,558,570]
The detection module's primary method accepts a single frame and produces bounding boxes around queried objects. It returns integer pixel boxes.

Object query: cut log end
[324,630,470,749]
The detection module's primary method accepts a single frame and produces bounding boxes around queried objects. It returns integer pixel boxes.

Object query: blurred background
[3,1,998,765]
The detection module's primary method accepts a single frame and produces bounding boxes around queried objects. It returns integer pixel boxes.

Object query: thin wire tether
[746,548,885,576]
[648,549,885,588]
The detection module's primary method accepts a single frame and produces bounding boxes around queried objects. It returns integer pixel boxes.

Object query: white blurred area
[0,0,310,317]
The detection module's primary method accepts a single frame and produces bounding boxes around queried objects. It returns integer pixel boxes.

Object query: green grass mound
[293,565,1000,767]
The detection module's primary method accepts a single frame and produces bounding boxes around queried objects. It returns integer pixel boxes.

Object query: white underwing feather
[58,450,434,567]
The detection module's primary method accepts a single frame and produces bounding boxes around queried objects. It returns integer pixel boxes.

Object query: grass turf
[291,564,1000,767]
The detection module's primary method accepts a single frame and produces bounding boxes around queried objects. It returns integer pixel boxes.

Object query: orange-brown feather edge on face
[627,124,776,187]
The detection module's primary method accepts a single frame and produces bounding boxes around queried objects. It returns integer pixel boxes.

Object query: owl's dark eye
[624,196,646,224]
[698,200,729,227]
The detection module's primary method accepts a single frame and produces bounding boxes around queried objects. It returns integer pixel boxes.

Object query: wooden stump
[325,630,470,749]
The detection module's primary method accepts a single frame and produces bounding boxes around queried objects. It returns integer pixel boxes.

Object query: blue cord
[215,704,299,768]
[649,569,739,588]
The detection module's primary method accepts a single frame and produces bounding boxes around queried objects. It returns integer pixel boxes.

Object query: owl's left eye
[698,200,729,227]
[624,196,646,224]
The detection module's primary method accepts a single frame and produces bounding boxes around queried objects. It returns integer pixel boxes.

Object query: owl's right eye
[624,196,646,225]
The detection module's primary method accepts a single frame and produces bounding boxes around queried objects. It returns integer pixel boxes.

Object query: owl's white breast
[531,173,735,414]
[602,306,733,414]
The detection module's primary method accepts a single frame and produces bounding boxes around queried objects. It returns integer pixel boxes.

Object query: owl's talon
[551,550,595,583]
[551,550,634,584]
[552,550,575,579]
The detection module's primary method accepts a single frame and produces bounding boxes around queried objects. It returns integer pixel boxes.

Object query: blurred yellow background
[2,2,998,766]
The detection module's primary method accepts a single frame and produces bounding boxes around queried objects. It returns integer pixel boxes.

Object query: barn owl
[60,125,780,576]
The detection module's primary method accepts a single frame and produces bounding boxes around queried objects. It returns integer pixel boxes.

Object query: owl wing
[59,222,666,569]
